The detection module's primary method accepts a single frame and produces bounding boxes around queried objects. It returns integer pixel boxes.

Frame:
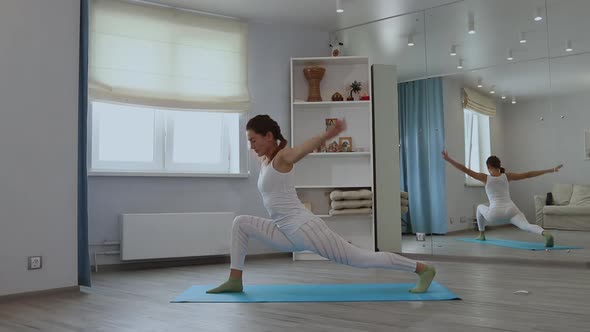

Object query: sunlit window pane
[94,102,154,162]
[169,111,224,164]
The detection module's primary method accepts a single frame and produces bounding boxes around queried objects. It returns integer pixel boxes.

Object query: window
[89,101,243,175]
[464,108,491,186]
[88,0,249,176]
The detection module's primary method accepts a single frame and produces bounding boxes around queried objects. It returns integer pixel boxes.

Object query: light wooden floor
[403,227,590,263]
[1,257,589,332]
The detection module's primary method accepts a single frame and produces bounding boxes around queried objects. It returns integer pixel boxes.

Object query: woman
[207,115,436,294]
[442,151,562,247]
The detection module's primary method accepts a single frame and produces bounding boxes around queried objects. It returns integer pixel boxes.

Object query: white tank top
[257,159,314,232]
[485,173,513,207]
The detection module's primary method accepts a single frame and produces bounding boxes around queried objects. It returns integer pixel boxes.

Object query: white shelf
[293,101,370,108]
[291,56,369,66]
[307,152,370,157]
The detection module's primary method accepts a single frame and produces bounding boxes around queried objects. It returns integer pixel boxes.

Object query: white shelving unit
[290,56,375,260]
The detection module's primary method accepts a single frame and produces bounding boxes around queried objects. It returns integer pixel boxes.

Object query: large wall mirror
[334,0,588,263]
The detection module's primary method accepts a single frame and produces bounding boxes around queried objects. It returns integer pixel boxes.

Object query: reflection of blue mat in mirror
[456,237,583,251]
[171,281,460,303]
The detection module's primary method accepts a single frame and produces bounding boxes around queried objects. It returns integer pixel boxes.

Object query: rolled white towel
[401,191,409,199]
[331,199,373,210]
[330,189,372,201]
[401,206,409,214]
[401,198,409,207]
[329,208,372,215]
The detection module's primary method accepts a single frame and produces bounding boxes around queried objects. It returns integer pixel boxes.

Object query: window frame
[87,100,248,178]
[464,108,491,187]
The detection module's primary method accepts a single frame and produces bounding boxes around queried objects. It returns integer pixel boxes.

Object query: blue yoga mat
[456,237,583,251]
[171,281,459,303]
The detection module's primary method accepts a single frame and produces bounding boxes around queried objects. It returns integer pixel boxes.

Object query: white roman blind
[89,0,249,112]
[462,87,496,117]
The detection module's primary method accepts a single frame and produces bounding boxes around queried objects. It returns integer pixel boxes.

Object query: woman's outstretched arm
[442,150,487,183]
[278,119,347,165]
[506,164,563,181]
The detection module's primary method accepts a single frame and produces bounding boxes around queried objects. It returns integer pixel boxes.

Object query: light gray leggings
[230,215,417,272]
[476,204,544,235]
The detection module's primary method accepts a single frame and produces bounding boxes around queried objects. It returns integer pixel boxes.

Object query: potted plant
[348,80,362,101]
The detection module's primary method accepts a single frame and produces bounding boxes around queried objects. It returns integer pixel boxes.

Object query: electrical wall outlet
[28,256,42,270]
[460,216,469,223]
[449,217,455,224]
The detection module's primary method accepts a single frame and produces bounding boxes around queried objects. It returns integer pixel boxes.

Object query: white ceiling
[150,0,590,101]
[150,0,459,30]
[148,0,336,30]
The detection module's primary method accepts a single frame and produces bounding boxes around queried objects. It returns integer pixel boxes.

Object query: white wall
[442,77,504,232]
[0,0,79,296]
[87,23,329,265]
[502,93,590,222]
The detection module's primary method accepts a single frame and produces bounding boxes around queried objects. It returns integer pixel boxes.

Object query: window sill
[88,170,249,178]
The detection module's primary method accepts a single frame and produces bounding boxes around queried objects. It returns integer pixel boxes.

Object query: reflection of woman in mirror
[442,151,563,247]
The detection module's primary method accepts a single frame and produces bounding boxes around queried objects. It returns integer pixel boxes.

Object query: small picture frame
[339,136,352,152]
[325,118,338,131]
[585,130,590,160]
[327,140,339,152]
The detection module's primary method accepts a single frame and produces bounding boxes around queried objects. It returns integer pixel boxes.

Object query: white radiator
[120,212,235,260]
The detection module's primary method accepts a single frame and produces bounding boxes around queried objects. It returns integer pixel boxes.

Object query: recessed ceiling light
[507,48,514,61]
[457,58,463,69]
[512,96,517,104]
[407,35,415,47]
[490,85,496,94]
[468,12,476,34]
[450,45,457,56]
[566,39,573,52]
[534,7,543,21]
[477,78,483,88]
[336,0,343,13]
[520,32,527,43]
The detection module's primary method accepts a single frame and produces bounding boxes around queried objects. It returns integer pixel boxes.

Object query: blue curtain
[78,0,91,287]
[398,77,447,234]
